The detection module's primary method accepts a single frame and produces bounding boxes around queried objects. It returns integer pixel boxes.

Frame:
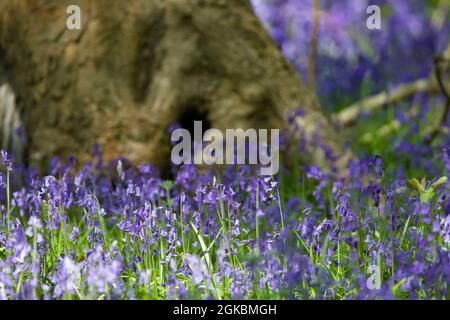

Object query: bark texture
[0,0,345,171]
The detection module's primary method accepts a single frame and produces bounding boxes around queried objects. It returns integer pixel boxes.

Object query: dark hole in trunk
[161,106,211,180]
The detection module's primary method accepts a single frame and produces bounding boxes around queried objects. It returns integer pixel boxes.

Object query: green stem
[276,188,285,230]
[255,182,260,252]
[6,170,10,236]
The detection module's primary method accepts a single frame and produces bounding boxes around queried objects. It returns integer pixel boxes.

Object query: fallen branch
[334,78,439,126]
[335,44,450,127]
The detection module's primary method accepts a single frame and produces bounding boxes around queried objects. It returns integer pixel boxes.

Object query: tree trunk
[0,0,346,172]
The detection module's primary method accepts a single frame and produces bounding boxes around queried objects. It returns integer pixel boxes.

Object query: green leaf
[419,189,435,204]
[408,176,447,203]
[190,222,212,272]
[400,215,411,247]
[392,278,407,297]
[407,178,423,192]
[161,180,173,191]
[429,176,447,191]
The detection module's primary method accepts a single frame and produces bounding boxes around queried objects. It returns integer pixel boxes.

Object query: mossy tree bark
[0,0,347,171]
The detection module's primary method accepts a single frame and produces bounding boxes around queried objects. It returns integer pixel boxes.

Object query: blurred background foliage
[252,0,450,179]
[252,0,449,109]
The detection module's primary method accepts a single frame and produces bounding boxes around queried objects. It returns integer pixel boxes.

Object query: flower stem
[6,170,10,236]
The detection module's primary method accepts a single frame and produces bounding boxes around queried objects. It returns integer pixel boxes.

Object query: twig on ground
[335,44,450,128]
[334,78,438,126]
